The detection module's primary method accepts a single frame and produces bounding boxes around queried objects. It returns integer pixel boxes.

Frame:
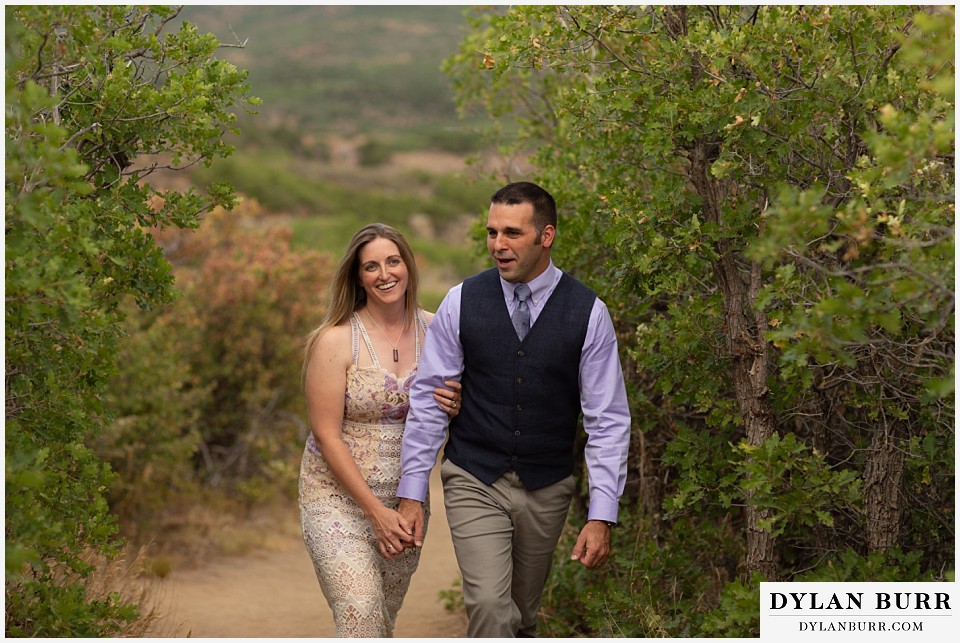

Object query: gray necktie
[511,283,531,340]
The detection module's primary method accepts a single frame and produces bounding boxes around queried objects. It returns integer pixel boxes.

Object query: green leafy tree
[5,5,256,635]
[446,5,953,636]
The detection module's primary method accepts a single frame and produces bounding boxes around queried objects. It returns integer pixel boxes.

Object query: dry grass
[79,545,185,637]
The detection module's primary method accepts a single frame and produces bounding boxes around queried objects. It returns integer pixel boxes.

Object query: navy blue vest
[444,268,597,490]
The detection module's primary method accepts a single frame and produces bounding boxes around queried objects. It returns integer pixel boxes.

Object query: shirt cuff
[587,497,620,524]
[396,475,429,503]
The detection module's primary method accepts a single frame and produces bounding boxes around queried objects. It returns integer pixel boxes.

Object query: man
[397,181,631,637]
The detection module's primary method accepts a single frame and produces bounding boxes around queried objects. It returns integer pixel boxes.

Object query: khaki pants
[441,459,575,637]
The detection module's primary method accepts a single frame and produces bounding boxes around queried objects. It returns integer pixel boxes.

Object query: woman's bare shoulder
[308,322,353,366]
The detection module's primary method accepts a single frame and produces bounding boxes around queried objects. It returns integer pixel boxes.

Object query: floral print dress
[299,311,429,637]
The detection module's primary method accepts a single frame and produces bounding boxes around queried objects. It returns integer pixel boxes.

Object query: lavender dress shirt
[398,262,631,523]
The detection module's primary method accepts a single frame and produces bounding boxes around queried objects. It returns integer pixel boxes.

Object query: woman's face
[357,237,408,307]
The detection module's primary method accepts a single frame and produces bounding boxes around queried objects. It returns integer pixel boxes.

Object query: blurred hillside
[178,5,478,139]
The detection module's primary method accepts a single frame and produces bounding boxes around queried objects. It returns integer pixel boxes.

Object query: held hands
[369,505,416,561]
[570,520,612,569]
[434,380,462,418]
[397,498,426,548]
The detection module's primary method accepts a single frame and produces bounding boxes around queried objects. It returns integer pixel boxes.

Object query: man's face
[486,202,554,283]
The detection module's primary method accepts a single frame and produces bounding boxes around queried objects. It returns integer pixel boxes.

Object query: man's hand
[397,498,426,548]
[570,520,612,569]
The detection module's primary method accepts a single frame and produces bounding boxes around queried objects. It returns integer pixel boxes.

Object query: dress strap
[349,313,361,366]
[353,312,382,369]
[415,309,427,361]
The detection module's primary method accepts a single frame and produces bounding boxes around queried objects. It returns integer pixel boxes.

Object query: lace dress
[299,311,430,638]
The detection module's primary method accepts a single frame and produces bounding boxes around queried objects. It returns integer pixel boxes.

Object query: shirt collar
[499,261,559,309]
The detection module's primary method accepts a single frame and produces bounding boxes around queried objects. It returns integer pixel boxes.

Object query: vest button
[517,350,524,357]
[515,404,522,411]
[511,455,518,461]
[516,377,523,384]
[514,431,521,437]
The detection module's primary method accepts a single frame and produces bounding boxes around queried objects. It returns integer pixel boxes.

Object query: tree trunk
[715,254,779,580]
[863,414,907,552]
[689,138,780,580]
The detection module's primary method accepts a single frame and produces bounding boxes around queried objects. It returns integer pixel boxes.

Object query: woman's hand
[433,379,463,418]
[368,505,415,561]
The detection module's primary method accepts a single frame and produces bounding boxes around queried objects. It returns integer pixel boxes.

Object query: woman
[298,223,462,637]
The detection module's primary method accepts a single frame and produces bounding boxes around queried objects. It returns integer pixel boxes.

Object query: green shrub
[93,200,331,545]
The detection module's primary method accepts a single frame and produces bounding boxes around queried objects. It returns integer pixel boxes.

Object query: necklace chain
[364,310,406,363]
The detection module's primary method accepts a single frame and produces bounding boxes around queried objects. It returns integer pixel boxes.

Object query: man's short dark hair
[490,182,557,238]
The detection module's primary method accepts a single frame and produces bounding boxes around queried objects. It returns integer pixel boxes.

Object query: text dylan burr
[770,592,951,611]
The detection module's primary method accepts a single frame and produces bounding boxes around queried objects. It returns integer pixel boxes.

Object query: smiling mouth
[377,281,399,291]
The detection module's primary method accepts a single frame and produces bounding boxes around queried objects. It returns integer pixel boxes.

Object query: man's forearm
[398,383,449,501]
[399,289,463,501]
[580,300,631,524]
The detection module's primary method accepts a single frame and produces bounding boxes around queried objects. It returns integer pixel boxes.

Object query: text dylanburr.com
[761,582,956,640]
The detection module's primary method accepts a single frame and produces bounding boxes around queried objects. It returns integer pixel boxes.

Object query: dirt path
[147,466,466,638]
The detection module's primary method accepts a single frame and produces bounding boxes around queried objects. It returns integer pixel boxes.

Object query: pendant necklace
[364,311,406,362]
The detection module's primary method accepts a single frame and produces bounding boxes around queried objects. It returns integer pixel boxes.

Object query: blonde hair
[301,223,420,385]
